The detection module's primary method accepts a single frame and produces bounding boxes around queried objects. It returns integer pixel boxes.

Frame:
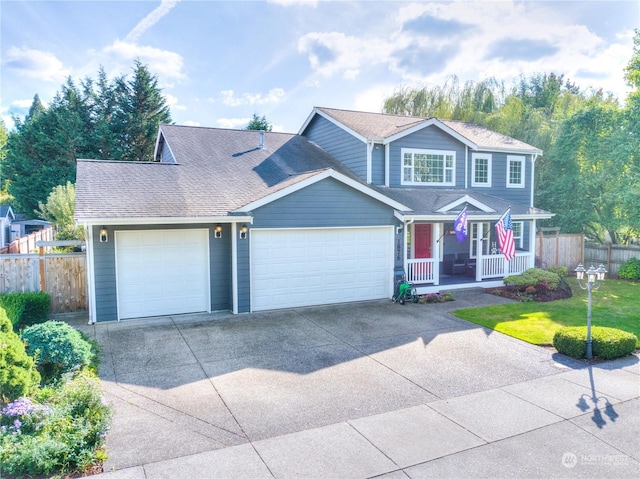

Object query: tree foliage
[245,113,273,132]
[37,181,84,240]
[382,55,639,243]
[2,61,172,214]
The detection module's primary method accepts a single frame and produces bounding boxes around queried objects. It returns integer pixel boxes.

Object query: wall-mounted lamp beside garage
[239,224,248,240]
[99,227,108,243]
[214,224,223,239]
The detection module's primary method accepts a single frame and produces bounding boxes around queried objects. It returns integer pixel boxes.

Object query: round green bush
[504,268,561,291]
[618,257,640,280]
[0,309,41,401]
[21,321,93,383]
[553,326,637,360]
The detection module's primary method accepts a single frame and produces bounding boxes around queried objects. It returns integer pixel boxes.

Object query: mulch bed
[486,281,573,302]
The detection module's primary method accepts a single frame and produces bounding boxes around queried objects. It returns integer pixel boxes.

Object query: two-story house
[75,107,552,323]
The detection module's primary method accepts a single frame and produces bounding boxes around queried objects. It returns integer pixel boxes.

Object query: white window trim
[401,148,456,186]
[507,155,526,188]
[471,153,492,188]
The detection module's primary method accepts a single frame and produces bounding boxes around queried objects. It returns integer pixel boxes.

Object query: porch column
[231,221,238,314]
[433,223,440,286]
[530,219,537,269]
[476,238,483,282]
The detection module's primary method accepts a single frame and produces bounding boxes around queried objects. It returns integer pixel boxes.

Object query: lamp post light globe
[574,263,607,360]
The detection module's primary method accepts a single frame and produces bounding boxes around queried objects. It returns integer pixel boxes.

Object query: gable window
[507,155,525,188]
[402,148,455,186]
[471,153,492,187]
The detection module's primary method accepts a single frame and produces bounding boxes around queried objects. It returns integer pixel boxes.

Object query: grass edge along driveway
[453,278,640,348]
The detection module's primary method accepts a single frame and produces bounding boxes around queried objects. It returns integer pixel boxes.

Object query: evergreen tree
[114,60,172,161]
[245,113,273,131]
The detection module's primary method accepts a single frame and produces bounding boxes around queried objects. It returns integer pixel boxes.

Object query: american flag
[495,208,515,261]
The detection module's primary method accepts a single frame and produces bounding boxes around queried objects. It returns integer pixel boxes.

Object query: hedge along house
[75,108,552,323]
[75,125,410,323]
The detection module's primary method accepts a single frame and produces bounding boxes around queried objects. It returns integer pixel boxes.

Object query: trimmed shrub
[553,326,638,360]
[553,327,587,359]
[0,292,51,329]
[0,309,41,402]
[504,268,561,291]
[618,257,640,280]
[592,327,638,359]
[547,265,568,278]
[21,321,93,384]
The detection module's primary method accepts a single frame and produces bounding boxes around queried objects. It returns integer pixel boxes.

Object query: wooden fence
[0,226,55,254]
[536,228,584,270]
[0,253,87,313]
[584,242,640,277]
[536,227,640,277]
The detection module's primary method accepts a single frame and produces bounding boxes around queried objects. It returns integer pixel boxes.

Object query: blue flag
[454,207,468,243]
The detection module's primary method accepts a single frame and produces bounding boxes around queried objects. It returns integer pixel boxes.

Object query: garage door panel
[251,227,392,311]
[116,229,210,319]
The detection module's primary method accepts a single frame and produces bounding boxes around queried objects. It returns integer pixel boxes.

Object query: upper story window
[472,153,492,187]
[507,155,525,188]
[402,148,455,186]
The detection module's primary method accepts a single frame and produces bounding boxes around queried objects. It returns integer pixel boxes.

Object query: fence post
[39,245,45,292]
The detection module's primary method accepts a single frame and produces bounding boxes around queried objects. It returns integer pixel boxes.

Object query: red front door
[414,224,432,258]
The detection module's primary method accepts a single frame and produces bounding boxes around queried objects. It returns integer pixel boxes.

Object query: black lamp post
[574,263,607,359]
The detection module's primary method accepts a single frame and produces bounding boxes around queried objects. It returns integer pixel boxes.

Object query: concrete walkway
[73,290,640,478]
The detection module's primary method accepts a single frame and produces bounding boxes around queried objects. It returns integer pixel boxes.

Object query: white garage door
[115,229,210,319]
[251,227,393,311]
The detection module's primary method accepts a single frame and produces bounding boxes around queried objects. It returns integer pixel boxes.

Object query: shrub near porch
[453,278,640,348]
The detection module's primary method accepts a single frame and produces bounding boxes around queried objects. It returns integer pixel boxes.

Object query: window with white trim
[402,148,455,186]
[512,221,523,249]
[472,153,492,187]
[507,155,525,188]
[470,222,490,258]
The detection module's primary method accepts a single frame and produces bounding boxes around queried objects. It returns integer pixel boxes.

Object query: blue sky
[1,0,638,133]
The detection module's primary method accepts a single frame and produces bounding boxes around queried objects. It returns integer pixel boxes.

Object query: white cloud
[353,84,397,113]
[12,98,36,109]
[100,40,186,80]
[216,117,251,129]
[219,88,285,106]
[164,93,186,111]
[182,120,200,127]
[2,46,71,82]
[125,0,180,44]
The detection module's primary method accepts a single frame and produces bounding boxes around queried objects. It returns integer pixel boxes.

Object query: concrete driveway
[73,289,640,478]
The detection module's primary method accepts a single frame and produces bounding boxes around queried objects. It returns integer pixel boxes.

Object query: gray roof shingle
[313,107,542,154]
[75,126,358,220]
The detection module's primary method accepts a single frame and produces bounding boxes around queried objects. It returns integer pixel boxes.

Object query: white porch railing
[407,258,436,284]
[478,253,533,280]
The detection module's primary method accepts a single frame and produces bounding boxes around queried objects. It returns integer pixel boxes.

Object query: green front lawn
[454,278,640,347]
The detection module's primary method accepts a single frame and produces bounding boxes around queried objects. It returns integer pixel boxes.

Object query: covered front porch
[400,219,536,294]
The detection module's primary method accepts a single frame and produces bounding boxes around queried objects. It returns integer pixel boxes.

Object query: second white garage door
[115,229,210,319]
[251,227,393,311]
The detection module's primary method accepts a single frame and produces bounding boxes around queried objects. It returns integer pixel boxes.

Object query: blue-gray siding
[92,224,231,322]
[371,143,385,185]
[303,115,368,181]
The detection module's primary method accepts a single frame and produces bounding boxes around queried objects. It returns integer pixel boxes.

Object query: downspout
[384,143,390,187]
[530,153,537,207]
[85,224,97,324]
[366,140,373,184]
[231,221,238,314]
[465,145,469,189]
